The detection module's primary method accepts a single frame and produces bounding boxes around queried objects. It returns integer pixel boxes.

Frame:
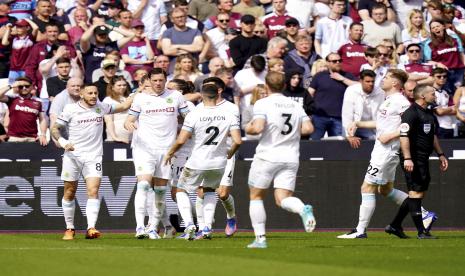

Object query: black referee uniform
[400,103,438,192]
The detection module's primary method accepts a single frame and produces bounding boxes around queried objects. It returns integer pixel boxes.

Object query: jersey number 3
[281,113,293,135]
[204,126,220,145]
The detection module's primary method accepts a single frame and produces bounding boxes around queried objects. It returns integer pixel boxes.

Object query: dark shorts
[403,158,431,192]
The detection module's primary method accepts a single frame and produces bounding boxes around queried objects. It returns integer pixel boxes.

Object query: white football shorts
[61,153,103,181]
[170,155,189,187]
[132,148,172,180]
[364,144,400,185]
[178,167,225,193]
[220,155,235,187]
[248,157,299,191]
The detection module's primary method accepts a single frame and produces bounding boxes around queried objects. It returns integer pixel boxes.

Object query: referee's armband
[399,123,410,137]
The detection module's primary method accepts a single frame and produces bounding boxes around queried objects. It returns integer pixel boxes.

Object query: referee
[385,84,448,239]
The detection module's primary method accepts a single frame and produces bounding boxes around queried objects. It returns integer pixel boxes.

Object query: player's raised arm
[112,93,135,113]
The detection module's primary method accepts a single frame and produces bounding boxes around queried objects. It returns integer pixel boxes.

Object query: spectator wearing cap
[93,59,118,101]
[206,12,236,63]
[0,77,48,145]
[105,0,124,27]
[189,0,218,22]
[128,0,167,52]
[33,0,69,41]
[361,3,401,48]
[204,0,241,31]
[342,69,384,146]
[2,18,38,84]
[229,14,267,73]
[279,17,300,51]
[80,22,135,83]
[284,35,320,89]
[0,0,17,78]
[121,19,155,77]
[232,0,265,18]
[92,50,133,85]
[160,7,204,73]
[308,52,357,140]
[262,0,296,38]
[24,23,76,93]
[337,22,368,79]
[397,43,434,85]
[314,0,352,59]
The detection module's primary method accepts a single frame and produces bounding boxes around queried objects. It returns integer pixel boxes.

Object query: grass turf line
[1,232,464,276]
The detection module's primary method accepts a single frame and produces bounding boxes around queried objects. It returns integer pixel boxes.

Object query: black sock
[408,198,425,234]
[391,198,410,228]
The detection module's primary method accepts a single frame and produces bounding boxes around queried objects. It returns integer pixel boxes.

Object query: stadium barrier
[1,141,465,230]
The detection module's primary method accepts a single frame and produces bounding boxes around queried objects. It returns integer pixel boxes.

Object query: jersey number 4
[204,126,220,145]
[281,113,293,135]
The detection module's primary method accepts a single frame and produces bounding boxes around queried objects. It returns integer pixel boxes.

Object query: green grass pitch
[1,231,465,276]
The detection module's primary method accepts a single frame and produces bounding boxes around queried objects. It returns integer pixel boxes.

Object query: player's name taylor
[200,115,227,122]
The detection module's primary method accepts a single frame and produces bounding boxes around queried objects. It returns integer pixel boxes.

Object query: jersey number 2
[281,113,293,135]
[204,126,219,145]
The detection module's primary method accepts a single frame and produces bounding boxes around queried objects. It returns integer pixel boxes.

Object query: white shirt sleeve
[57,104,73,125]
[182,111,196,132]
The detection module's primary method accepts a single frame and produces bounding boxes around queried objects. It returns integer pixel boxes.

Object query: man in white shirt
[164,83,242,240]
[51,84,133,241]
[342,70,384,148]
[314,0,352,59]
[338,69,436,239]
[124,68,189,239]
[206,12,233,62]
[245,72,316,249]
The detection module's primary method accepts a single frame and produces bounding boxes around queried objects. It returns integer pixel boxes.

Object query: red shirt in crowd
[9,34,35,71]
[404,62,433,77]
[430,39,465,69]
[262,12,293,38]
[6,95,42,138]
[338,40,367,78]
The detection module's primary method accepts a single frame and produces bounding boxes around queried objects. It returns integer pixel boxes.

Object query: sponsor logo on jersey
[77,116,103,124]
[145,107,175,114]
[346,51,365,57]
[437,47,457,55]
[14,104,39,115]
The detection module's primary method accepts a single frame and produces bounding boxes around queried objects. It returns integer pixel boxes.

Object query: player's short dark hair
[173,0,188,7]
[388,69,409,87]
[413,84,432,100]
[432,67,448,76]
[201,83,219,99]
[203,76,225,91]
[266,71,285,92]
[56,57,71,65]
[149,67,167,79]
[170,79,195,95]
[44,22,59,30]
[360,69,376,79]
[251,55,266,72]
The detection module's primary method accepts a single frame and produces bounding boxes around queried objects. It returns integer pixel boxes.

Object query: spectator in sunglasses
[360,45,391,87]
[397,43,434,85]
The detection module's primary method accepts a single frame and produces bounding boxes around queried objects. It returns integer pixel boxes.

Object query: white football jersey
[57,101,114,157]
[177,101,196,157]
[374,92,411,149]
[129,90,188,151]
[198,99,240,147]
[253,93,310,163]
[183,104,240,170]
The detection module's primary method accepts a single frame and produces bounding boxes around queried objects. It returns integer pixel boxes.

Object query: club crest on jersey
[95,107,101,114]
[166,98,173,104]
[423,123,431,134]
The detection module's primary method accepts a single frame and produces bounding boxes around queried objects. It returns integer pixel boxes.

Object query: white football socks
[176,192,193,225]
[195,196,205,230]
[146,188,156,229]
[134,180,150,229]
[280,197,305,214]
[221,194,236,219]
[387,189,408,206]
[62,198,75,230]
[249,200,266,237]
[86,198,100,229]
[203,192,217,229]
[356,193,376,234]
[153,186,167,228]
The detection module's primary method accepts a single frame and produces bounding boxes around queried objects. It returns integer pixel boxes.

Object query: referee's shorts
[403,158,431,192]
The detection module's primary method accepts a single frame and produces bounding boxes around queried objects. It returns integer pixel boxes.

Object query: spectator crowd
[2,0,465,145]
